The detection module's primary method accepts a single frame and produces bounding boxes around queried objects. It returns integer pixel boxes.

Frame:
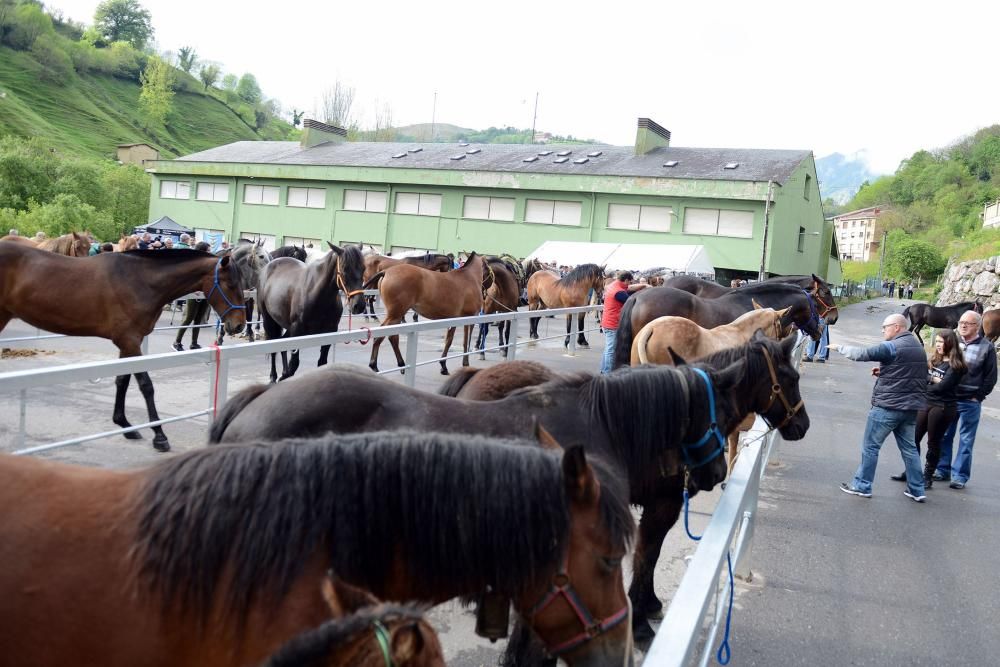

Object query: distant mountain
[393,123,475,142]
[816,152,882,204]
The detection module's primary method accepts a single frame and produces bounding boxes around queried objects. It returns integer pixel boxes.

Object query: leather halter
[205,257,246,319]
[528,555,629,657]
[810,287,838,319]
[760,345,804,429]
[335,254,366,299]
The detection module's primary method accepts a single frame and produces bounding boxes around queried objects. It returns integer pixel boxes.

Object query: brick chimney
[300,119,348,148]
[634,118,671,155]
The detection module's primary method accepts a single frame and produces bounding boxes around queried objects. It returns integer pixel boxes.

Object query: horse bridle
[528,554,630,657]
[810,287,838,319]
[206,257,246,319]
[335,254,367,300]
[759,344,804,430]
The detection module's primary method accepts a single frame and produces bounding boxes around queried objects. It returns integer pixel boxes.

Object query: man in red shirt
[600,271,648,373]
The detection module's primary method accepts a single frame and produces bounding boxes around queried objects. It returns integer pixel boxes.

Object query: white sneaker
[903,490,926,503]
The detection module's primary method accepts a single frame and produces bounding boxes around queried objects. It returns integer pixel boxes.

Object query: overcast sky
[51,0,999,174]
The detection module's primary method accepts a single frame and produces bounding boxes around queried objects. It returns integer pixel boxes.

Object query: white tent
[526,241,715,277]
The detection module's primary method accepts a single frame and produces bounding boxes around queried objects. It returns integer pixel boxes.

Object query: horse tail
[362,270,386,290]
[634,320,655,365]
[612,297,637,369]
[208,383,270,443]
[901,304,912,325]
[438,367,480,397]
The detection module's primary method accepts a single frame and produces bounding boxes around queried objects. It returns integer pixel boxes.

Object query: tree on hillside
[6,2,52,50]
[371,101,395,142]
[177,46,197,73]
[885,237,945,282]
[139,55,174,127]
[221,73,238,92]
[94,0,153,49]
[236,73,262,104]
[198,63,220,91]
[321,81,355,128]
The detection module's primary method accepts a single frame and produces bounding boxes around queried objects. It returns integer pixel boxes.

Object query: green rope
[372,619,393,667]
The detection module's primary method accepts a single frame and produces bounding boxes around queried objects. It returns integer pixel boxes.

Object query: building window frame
[394,192,443,217]
[524,199,583,226]
[462,195,516,222]
[797,226,806,252]
[287,187,327,209]
[195,182,229,202]
[682,207,754,238]
[343,189,387,213]
[160,180,191,200]
[243,184,280,206]
[607,203,673,232]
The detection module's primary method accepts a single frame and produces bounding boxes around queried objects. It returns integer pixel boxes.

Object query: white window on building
[682,208,753,238]
[160,180,191,199]
[608,203,673,232]
[195,182,229,202]
[525,199,582,226]
[283,235,322,248]
[239,232,276,251]
[243,184,280,206]
[462,196,516,221]
[343,189,388,213]
[341,240,383,254]
[287,187,327,209]
[395,193,442,216]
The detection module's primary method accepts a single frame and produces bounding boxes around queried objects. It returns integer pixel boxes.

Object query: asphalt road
[3,297,996,665]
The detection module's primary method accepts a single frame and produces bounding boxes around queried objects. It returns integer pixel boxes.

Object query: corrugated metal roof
[171,141,810,184]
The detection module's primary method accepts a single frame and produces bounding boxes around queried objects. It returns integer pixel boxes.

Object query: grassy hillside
[0,46,275,159]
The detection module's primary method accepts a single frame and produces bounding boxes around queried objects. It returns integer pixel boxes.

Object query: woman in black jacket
[892,328,967,487]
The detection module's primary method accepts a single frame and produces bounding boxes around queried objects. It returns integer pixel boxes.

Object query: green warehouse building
[146,117,842,284]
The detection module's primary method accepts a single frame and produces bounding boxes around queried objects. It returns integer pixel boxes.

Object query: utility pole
[430,91,437,142]
[876,230,888,289]
[529,92,539,144]
[757,180,774,281]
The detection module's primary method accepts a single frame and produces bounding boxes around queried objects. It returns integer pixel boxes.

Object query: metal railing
[644,334,805,666]
[2,305,602,455]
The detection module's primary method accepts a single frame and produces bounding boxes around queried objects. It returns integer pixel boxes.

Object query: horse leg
[439,326,457,375]
[629,496,683,643]
[112,373,142,440]
[282,349,300,380]
[134,371,170,452]
[262,311,282,383]
[577,311,589,348]
[317,343,331,366]
[500,621,555,667]
[500,320,510,358]
[369,315,403,373]
[462,324,473,367]
[245,298,256,342]
[913,323,924,345]
[477,322,488,360]
[564,314,572,348]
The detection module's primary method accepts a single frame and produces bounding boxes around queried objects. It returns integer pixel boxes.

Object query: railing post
[509,316,519,360]
[17,389,27,448]
[210,355,230,423]
[404,331,418,388]
[141,336,149,356]
[734,452,761,581]
[566,313,577,357]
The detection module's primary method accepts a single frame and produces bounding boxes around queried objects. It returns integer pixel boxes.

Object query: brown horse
[527,263,606,348]
[2,434,520,666]
[37,231,91,256]
[262,576,443,667]
[476,256,522,359]
[113,234,139,252]
[365,252,490,375]
[0,235,38,248]
[0,244,246,451]
[362,251,453,323]
[982,308,1000,342]
[439,359,562,400]
[665,274,840,324]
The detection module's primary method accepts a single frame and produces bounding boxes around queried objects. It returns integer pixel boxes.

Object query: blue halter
[206,258,246,319]
[681,368,727,468]
[801,289,820,331]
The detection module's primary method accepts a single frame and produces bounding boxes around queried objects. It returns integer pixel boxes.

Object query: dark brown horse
[3,433,604,666]
[211,334,810,642]
[212,239,272,345]
[665,274,839,324]
[527,263,606,348]
[263,577,444,667]
[258,243,366,383]
[612,283,823,369]
[982,308,1000,342]
[364,252,490,375]
[362,251,454,323]
[476,256,522,359]
[903,300,983,344]
[270,244,309,261]
[439,360,561,400]
[0,244,245,451]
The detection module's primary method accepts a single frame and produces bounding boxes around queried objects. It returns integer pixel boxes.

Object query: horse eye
[601,556,622,572]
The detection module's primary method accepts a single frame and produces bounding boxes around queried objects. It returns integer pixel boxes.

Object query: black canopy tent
[134,216,195,241]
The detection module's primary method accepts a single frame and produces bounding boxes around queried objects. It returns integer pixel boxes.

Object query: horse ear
[327,242,343,254]
[668,346,688,365]
[562,445,599,506]
[219,254,231,267]
[322,572,378,616]
[752,299,763,310]
[533,420,562,450]
[390,622,425,664]
[812,274,823,287]
[777,306,792,317]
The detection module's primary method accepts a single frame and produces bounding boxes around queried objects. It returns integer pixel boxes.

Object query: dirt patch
[1,348,56,358]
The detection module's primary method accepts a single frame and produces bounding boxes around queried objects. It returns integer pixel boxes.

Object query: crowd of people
[882,279,916,299]
[835,309,996,502]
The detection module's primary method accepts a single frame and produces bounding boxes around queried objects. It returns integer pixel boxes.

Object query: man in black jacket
[832,314,928,502]
[934,311,997,489]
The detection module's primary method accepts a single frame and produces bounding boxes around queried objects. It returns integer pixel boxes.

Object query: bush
[30,32,73,83]
[5,2,52,50]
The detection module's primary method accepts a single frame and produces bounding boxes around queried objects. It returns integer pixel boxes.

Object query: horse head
[327,242,367,314]
[70,232,90,257]
[749,331,810,440]
[201,253,247,335]
[811,274,839,324]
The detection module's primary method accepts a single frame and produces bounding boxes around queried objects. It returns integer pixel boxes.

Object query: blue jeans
[852,406,925,496]
[601,328,617,374]
[806,317,829,360]
[935,399,981,484]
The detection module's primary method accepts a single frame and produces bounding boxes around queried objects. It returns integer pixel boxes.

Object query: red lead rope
[211,343,222,418]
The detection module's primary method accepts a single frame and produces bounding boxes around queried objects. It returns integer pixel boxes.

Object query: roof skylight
[663,160,679,167]
[557,150,572,156]
[587,151,603,158]
[573,158,589,164]
[466,148,481,154]
[407,147,423,153]
[451,154,466,160]
[553,157,569,164]
[392,153,406,159]
[523,156,539,162]
[538,150,553,156]
[724,162,739,169]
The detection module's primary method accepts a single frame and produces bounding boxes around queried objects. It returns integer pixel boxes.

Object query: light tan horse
[526,263,605,348]
[37,231,91,256]
[113,235,139,252]
[0,235,37,248]
[631,304,791,473]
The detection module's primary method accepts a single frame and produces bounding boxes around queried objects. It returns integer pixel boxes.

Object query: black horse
[903,300,983,343]
[664,274,839,325]
[269,244,309,261]
[257,243,365,382]
[209,333,810,642]
[612,283,823,369]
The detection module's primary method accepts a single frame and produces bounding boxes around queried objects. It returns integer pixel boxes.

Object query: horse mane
[338,244,365,284]
[263,603,428,667]
[122,248,217,262]
[131,431,633,626]
[561,263,603,285]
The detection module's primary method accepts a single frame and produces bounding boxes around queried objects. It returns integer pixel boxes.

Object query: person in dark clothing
[934,311,997,488]
[172,241,213,351]
[832,313,928,502]
[890,329,967,488]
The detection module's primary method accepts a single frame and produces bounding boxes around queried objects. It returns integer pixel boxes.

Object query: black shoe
[949,481,966,489]
[932,472,950,482]
[803,357,814,363]
[189,342,201,350]
[890,472,907,482]
[816,358,826,364]
[903,490,927,503]
[840,482,872,498]
[171,341,184,352]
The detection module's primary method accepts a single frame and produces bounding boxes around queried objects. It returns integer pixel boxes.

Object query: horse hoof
[478,354,486,361]
[122,430,142,440]
[440,367,450,375]
[578,343,590,349]
[633,619,656,644]
[153,435,170,452]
